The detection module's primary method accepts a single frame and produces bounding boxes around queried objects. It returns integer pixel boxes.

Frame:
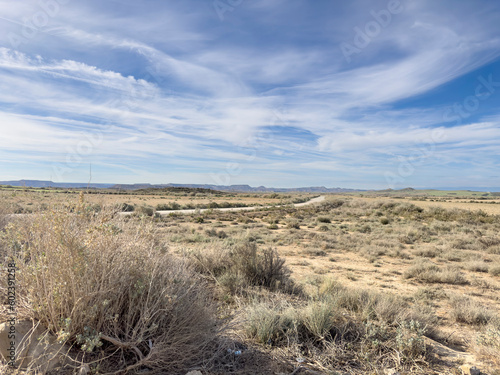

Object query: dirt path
[123,195,326,216]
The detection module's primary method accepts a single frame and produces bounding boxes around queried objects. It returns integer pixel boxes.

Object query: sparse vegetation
[1,190,500,374]
[404,260,469,285]
[0,203,218,373]
[449,295,498,325]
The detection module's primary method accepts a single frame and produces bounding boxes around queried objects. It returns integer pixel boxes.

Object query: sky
[0,0,499,189]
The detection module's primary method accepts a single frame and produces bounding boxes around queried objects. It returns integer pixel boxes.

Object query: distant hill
[0,180,363,193]
[110,183,363,193]
[0,180,114,189]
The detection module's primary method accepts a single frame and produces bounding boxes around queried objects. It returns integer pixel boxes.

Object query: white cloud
[1,0,500,187]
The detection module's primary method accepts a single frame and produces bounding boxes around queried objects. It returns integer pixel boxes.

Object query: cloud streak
[0,0,499,188]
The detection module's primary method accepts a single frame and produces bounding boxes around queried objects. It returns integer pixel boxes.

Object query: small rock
[185,371,203,375]
[460,365,482,375]
[0,320,69,373]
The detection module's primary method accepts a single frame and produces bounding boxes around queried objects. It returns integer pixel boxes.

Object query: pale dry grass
[0,200,219,374]
[3,191,500,374]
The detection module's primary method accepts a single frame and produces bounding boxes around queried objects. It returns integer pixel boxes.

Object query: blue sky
[0,0,499,189]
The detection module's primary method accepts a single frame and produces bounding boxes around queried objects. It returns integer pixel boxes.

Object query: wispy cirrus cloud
[0,0,499,188]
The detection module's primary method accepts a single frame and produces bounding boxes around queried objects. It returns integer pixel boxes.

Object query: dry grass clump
[188,241,296,295]
[466,260,490,273]
[449,295,498,325]
[0,201,13,231]
[244,302,298,345]
[475,320,500,371]
[425,207,495,224]
[412,247,440,258]
[403,260,468,285]
[0,203,219,373]
[317,216,331,223]
[478,236,500,249]
[317,278,435,327]
[243,278,433,373]
[134,204,155,216]
[489,265,500,277]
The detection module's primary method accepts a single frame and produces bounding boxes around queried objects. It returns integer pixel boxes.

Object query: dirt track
[122,195,326,216]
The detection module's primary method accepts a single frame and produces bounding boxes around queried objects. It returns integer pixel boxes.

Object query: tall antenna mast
[87,163,92,192]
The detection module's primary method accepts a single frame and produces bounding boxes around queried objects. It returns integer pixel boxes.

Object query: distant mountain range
[111,183,364,193]
[3,180,499,193]
[0,180,363,193]
[0,180,115,189]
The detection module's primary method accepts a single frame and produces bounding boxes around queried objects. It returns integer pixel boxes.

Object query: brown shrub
[0,206,218,373]
[449,295,497,325]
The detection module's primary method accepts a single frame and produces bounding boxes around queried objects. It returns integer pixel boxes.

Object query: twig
[100,334,145,360]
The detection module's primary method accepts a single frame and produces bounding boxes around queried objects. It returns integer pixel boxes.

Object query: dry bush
[233,242,293,291]
[0,205,219,373]
[0,202,11,232]
[316,278,435,327]
[413,247,440,258]
[244,302,298,346]
[475,320,500,372]
[487,245,500,255]
[441,250,466,262]
[425,207,495,224]
[466,260,490,273]
[449,295,497,325]
[489,265,500,277]
[188,243,233,278]
[243,279,433,373]
[285,218,300,229]
[403,260,468,285]
[134,204,155,216]
[188,241,296,294]
[478,236,500,249]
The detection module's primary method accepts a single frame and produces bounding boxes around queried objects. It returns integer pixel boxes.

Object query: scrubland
[1,189,500,374]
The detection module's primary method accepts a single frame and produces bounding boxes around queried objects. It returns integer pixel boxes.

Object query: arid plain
[1,186,500,374]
